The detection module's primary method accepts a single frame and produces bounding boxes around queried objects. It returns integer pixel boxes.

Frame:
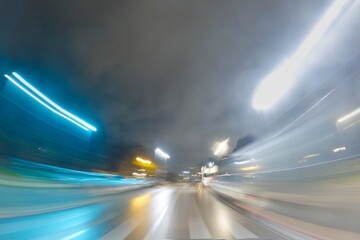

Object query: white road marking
[143,203,170,240]
[100,217,142,240]
[225,221,258,239]
[188,203,212,239]
[143,190,180,240]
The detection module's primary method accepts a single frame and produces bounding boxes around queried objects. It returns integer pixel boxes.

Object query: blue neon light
[4,73,96,132]
[12,72,97,131]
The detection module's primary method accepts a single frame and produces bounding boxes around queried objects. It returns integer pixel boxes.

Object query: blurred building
[118,156,157,178]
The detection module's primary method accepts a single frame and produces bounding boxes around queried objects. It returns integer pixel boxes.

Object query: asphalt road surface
[100,183,286,240]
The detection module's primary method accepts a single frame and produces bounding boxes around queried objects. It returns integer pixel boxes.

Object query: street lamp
[212,138,229,157]
[155,148,170,159]
[155,148,170,179]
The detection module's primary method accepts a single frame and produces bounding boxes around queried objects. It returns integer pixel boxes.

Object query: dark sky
[0,0,329,171]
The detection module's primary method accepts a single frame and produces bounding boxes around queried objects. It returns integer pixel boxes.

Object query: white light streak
[290,0,350,67]
[252,0,351,110]
[337,107,360,123]
[333,146,346,152]
[304,153,320,159]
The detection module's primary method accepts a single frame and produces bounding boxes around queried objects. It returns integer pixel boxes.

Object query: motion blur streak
[0,159,284,240]
[3,74,90,131]
[11,72,97,131]
[203,1,360,239]
[2,0,360,239]
[135,157,152,164]
[337,106,360,123]
[206,92,360,237]
[0,158,155,239]
[290,0,351,67]
[62,230,87,240]
[252,0,353,110]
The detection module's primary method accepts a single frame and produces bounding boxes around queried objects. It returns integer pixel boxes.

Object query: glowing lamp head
[155,148,170,159]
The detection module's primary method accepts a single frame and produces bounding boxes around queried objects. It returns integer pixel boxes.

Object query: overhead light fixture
[213,138,229,156]
[155,148,170,159]
[136,157,152,164]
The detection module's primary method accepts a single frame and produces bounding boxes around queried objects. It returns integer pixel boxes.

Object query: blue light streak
[62,229,87,240]
[4,74,93,132]
[12,72,97,131]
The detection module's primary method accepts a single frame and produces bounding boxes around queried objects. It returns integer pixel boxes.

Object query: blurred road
[100,183,285,240]
[4,156,358,239]
[1,183,288,240]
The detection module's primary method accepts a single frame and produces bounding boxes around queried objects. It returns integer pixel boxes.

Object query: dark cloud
[0,0,329,170]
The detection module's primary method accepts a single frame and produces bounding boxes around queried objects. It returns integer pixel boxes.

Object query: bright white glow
[4,74,90,131]
[204,165,218,174]
[12,72,97,131]
[182,171,190,174]
[252,0,350,110]
[208,162,214,167]
[304,153,320,159]
[333,146,346,152]
[252,61,296,110]
[136,157,152,164]
[213,138,229,156]
[155,148,170,159]
[337,107,360,123]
